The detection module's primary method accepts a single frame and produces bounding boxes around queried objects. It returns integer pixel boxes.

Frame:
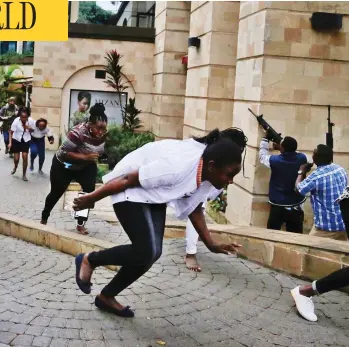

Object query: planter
[206,204,229,224]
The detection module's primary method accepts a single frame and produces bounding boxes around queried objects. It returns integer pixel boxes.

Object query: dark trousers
[267,204,304,233]
[30,137,46,170]
[316,267,349,294]
[339,198,349,239]
[42,156,97,221]
[88,201,167,297]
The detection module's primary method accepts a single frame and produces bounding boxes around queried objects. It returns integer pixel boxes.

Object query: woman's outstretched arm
[73,171,140,210]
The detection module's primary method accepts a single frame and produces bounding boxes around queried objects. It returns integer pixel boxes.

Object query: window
[23,41,34,54]
[0,41,17,55]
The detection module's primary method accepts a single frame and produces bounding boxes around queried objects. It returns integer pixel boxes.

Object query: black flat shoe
[95,296,134,318]
[75,253,92,294]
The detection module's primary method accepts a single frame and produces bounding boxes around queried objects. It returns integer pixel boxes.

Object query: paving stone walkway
[2,144,349,346]
[2,235,349,347]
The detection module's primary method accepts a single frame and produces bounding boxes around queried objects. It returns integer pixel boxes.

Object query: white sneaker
[291,286,318,322]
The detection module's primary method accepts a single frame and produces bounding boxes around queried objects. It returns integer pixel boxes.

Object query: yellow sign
[0,0,68,41]
[42,80,52,88]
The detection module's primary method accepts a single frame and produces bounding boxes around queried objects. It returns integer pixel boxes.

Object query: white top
[31,126,53,139]
[102,138,222,219]
[10,117,36,143]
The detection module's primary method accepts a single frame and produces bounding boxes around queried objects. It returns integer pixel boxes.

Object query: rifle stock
[248,108,283,144]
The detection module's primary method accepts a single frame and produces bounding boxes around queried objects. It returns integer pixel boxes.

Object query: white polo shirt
[10,117,36,143]
[31,126,53,139]
[102,138,222,219]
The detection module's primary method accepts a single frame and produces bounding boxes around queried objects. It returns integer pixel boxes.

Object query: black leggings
[88,201,167,297]
[316,267,349,294]
[42,156,97,222]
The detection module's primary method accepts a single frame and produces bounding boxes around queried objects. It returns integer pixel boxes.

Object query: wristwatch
[298,170,304,175]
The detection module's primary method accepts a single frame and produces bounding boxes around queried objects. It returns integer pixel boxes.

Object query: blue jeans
[3,130,9,145]
[30,137,46,170]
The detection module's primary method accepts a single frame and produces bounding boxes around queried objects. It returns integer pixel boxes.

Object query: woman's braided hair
[88,103,108,124]
[194,127,248,176]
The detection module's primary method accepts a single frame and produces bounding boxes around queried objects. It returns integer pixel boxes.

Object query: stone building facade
[31,1,349,230]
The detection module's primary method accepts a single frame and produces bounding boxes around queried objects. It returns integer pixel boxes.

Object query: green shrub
[105,125,154,169]
[209,189,227,213]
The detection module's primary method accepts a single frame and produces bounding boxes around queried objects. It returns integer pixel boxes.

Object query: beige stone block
[239,1,265,19]
[186,66,210,97]
[182,124,206,139]
[226,184,253,226]
[48,233,63,252]
[155,1,166,16]
[166,1,191,10]
[153,114,183,139]
[238,238,274,266]
[153,53,164,74]
[233,146,270,195]
[187,33,211,68]
[0,218,11,236]
[263,59,287,74]
[36,229,49,247]
[155,7,167,34]
[26,228,39,245]
[206,100,234,130]
[154,31,165,54]
[164,31,188,53]
[155,95,186,118]
[184,97,207,131]
[302,253,341,280]
[208,66,236,99]
[212,1,240,34]
[166,8,190,32]
[31,87,62,108]
[10,223,20,239]
[61,236,82,256]
[210,32,237,66]
[153,73,187,96]
[191,1,208,12]
[189,1,213,37]
[272,245,307,276]
[160,52,187,74]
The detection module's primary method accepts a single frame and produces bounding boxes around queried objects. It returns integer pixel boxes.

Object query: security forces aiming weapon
[248,108,283,144]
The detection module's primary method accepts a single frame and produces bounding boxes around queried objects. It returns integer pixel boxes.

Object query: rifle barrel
[248,108,258,118]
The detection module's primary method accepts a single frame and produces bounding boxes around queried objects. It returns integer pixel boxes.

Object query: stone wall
[183,1,240,138]
[31,38,154,149]
[226,1,349,229]
[151,1,190,139]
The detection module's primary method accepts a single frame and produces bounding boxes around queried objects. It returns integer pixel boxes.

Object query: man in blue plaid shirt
[296,144,348,241]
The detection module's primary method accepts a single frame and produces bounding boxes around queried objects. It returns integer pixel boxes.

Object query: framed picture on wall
[68,89,127,130]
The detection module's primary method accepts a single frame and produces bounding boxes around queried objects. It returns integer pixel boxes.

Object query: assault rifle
[248,108,283,144]
[326,105,334,149]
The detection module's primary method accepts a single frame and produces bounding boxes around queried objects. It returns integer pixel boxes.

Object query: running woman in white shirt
[73,129,243,318]
[184,128,248,272]
[30,118,54,174]
[8,107,35,181]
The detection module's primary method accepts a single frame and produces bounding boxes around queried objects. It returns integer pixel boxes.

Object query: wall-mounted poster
[69,89,127,130]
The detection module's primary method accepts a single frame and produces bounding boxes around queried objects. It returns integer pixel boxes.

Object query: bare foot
[73,194,95,211]
[80,253,94,283]
[97,293,126,310]
[77,225,89,235]
[11,167,17,175]
[185,254,202,272]
[22,176,28,182]
[40,220,47,225]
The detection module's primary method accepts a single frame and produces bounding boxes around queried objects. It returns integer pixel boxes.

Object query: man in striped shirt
[296,144,348,241]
